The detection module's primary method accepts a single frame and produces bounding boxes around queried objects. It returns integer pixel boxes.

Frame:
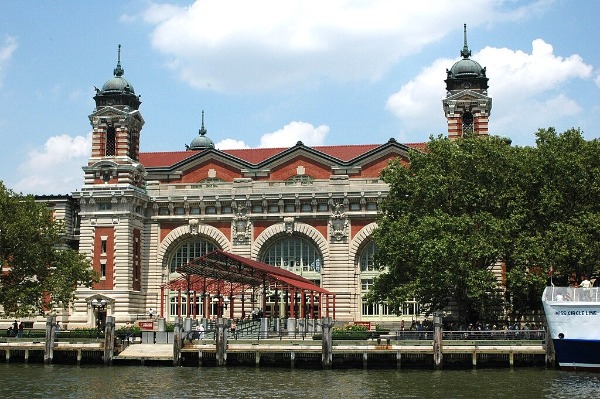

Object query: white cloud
[0,35,18,86]
[258,121,329,148]
[13,133,91,195]
[140,0,551,93]
[592,71,600,88]
[215,138,250,150]
[386,39,593,143]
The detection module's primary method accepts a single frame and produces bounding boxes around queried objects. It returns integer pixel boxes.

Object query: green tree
[371,129,600,325]
[0,182,97,317]
[371,134,522,325]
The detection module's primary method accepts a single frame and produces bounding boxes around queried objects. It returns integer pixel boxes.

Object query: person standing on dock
[18,321,24,338]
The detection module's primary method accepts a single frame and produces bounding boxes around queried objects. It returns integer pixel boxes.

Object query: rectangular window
[301,204,312,212]
[252,205,263,213]
[190,207,201,215]
[317,203,328,212]
[159,207,169,215]
[367,202,377,211]
[221,206,233,214]
[100,261,107,279]
[350,203,361,211]
[101,239,107,254]
[268,204,279,213]
[174,207,185,215]
[284,204,295,212]
[97,203,112,211]
[205,206,217,214]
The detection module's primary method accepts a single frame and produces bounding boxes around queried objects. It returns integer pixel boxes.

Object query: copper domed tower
[443,24,492,140]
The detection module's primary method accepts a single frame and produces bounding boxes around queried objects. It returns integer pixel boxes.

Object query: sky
[1,0,600,195]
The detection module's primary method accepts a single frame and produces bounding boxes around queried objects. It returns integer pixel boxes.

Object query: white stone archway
[348,222,378,265]
[251,221,329,265]
[157,223,232,271]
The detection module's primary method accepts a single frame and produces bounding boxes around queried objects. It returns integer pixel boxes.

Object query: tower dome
[445,24,488,92]
[187,111,215,150]
[94,45,141,110]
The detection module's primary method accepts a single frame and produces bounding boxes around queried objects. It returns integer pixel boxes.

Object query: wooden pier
[0,316,549,369]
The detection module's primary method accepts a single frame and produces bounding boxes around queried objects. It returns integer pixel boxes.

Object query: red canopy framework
[160,250,336,320]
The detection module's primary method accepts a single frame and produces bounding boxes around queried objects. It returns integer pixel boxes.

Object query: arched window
[169,238,218,274]
[261,236,322,283]
[358,241,391,317]
[360,241,378,272]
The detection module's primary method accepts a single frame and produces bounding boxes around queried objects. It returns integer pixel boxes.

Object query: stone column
[173,316,182,366]
[44,316,56,365]
[103,316,115,366]
[259,317,269,339]
[287,318,297,338]
[433,312,443,369]
[321,317,334,369]
[215,318,229,367]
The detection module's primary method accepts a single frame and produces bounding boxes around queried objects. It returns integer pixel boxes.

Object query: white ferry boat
[542,286,600,370]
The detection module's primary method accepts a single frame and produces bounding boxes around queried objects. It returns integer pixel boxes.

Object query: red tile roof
[138,142,425,168]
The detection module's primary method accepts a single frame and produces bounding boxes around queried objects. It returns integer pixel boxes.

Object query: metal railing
[543,286,600,302]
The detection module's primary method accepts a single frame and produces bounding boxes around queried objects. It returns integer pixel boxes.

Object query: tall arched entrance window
[260,235,323,318]
[260,235,322,284]
[358,240,420,319]
[166,237,219,319]
[169,238,218,274]
[359,241,392,318]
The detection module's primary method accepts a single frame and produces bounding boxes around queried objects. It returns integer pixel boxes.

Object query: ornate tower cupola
[443,24,492,140]
[186,110,215,151]
[85,45,145,187]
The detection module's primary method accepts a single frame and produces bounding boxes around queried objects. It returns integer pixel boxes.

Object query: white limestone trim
[156,223,232,270]
[251,221,329,263]
[348,222,378,265]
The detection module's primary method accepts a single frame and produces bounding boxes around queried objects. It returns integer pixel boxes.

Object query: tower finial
[461,24,471,59]
[114,44,124,77]
[199,110,207,136]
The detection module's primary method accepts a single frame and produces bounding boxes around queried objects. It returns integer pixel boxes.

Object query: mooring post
[544,324,555,368]
[215,318,228,367]
[433,311,443,369]
[321,317,334,369]
[173,316,182,366]
[103,316,115,366]
[44,315,56,365]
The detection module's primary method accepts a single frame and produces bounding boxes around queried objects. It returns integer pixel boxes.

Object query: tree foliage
[0,182,97,317]
[370,129,600,325]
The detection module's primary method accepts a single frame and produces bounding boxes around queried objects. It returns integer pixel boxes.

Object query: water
[1,364,599,398]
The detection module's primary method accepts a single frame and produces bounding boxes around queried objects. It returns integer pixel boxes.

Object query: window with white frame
[261,236,322,281]
[169,238,218,273]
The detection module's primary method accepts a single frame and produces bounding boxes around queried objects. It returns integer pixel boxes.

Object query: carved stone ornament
[284,217,295,235]
[329,203,348,241]
[189,218,200,235]
[233,209,251,242]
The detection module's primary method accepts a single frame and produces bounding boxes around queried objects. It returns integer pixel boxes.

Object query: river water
[1,364,599,398]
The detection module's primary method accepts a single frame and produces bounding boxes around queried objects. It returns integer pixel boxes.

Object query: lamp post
[91,298,107,332]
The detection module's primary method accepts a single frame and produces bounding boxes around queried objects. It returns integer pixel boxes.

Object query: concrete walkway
[115,344,173,361]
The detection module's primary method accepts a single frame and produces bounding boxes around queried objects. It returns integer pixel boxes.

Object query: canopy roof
[169,250,332,295]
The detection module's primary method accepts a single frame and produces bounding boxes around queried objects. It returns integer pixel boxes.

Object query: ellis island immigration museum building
[24,26,492,330]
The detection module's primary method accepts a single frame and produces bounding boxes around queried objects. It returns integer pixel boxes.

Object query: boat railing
[543,286,600,302]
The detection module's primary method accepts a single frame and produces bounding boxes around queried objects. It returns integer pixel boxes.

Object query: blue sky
[1,0,600,195]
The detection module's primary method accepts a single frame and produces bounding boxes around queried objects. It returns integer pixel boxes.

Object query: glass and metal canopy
[161,250,335,320]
